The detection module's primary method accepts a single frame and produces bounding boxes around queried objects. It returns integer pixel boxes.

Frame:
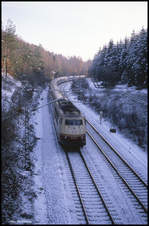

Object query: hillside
[1,73,44,223]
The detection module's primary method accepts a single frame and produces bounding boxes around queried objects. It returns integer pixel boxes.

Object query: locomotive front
[59,115,86,146]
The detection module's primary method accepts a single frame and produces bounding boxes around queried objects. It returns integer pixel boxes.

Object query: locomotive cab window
[65,119,83,125]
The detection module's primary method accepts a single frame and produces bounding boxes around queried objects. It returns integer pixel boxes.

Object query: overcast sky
[2,1,148,61]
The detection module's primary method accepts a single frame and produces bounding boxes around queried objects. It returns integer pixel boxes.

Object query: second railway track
[85,119,148,216]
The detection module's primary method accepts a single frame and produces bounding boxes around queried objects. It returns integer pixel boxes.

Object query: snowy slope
[2,73,21,112]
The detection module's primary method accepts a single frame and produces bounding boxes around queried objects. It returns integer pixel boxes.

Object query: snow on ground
[32,87,78,224]
[2,73,21,97]
[32,82,147,224]
[87,78,147,94]
[2,73,22,112]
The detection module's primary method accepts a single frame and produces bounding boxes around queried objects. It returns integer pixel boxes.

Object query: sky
[2,1,148,61]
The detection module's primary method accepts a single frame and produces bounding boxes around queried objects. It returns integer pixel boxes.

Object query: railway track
[86,119,148,217]
[65,150,121,224]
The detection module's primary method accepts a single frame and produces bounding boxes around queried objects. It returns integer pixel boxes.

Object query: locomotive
[50,76,86,146]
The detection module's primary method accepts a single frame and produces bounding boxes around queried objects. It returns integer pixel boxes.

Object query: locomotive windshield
[65,119,83,126]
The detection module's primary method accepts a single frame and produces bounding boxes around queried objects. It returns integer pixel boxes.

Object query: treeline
[2,19,91,81]
[88,28,147,88]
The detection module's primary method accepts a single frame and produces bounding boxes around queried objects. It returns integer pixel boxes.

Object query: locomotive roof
[58,99,80,115]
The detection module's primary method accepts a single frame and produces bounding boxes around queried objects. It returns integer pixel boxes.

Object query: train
[50,76,86,147]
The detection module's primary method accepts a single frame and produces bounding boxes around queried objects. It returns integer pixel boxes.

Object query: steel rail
[79,151,115,225]
[65,151,89,224]
[87,130,148,214]
[86,118,148,188]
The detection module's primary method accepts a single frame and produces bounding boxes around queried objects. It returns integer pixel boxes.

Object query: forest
[2,19,91,83]
[2,20,147,90]
[88,28,147,89]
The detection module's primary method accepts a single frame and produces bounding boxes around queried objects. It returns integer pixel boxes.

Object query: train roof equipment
[57,98,81,116]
